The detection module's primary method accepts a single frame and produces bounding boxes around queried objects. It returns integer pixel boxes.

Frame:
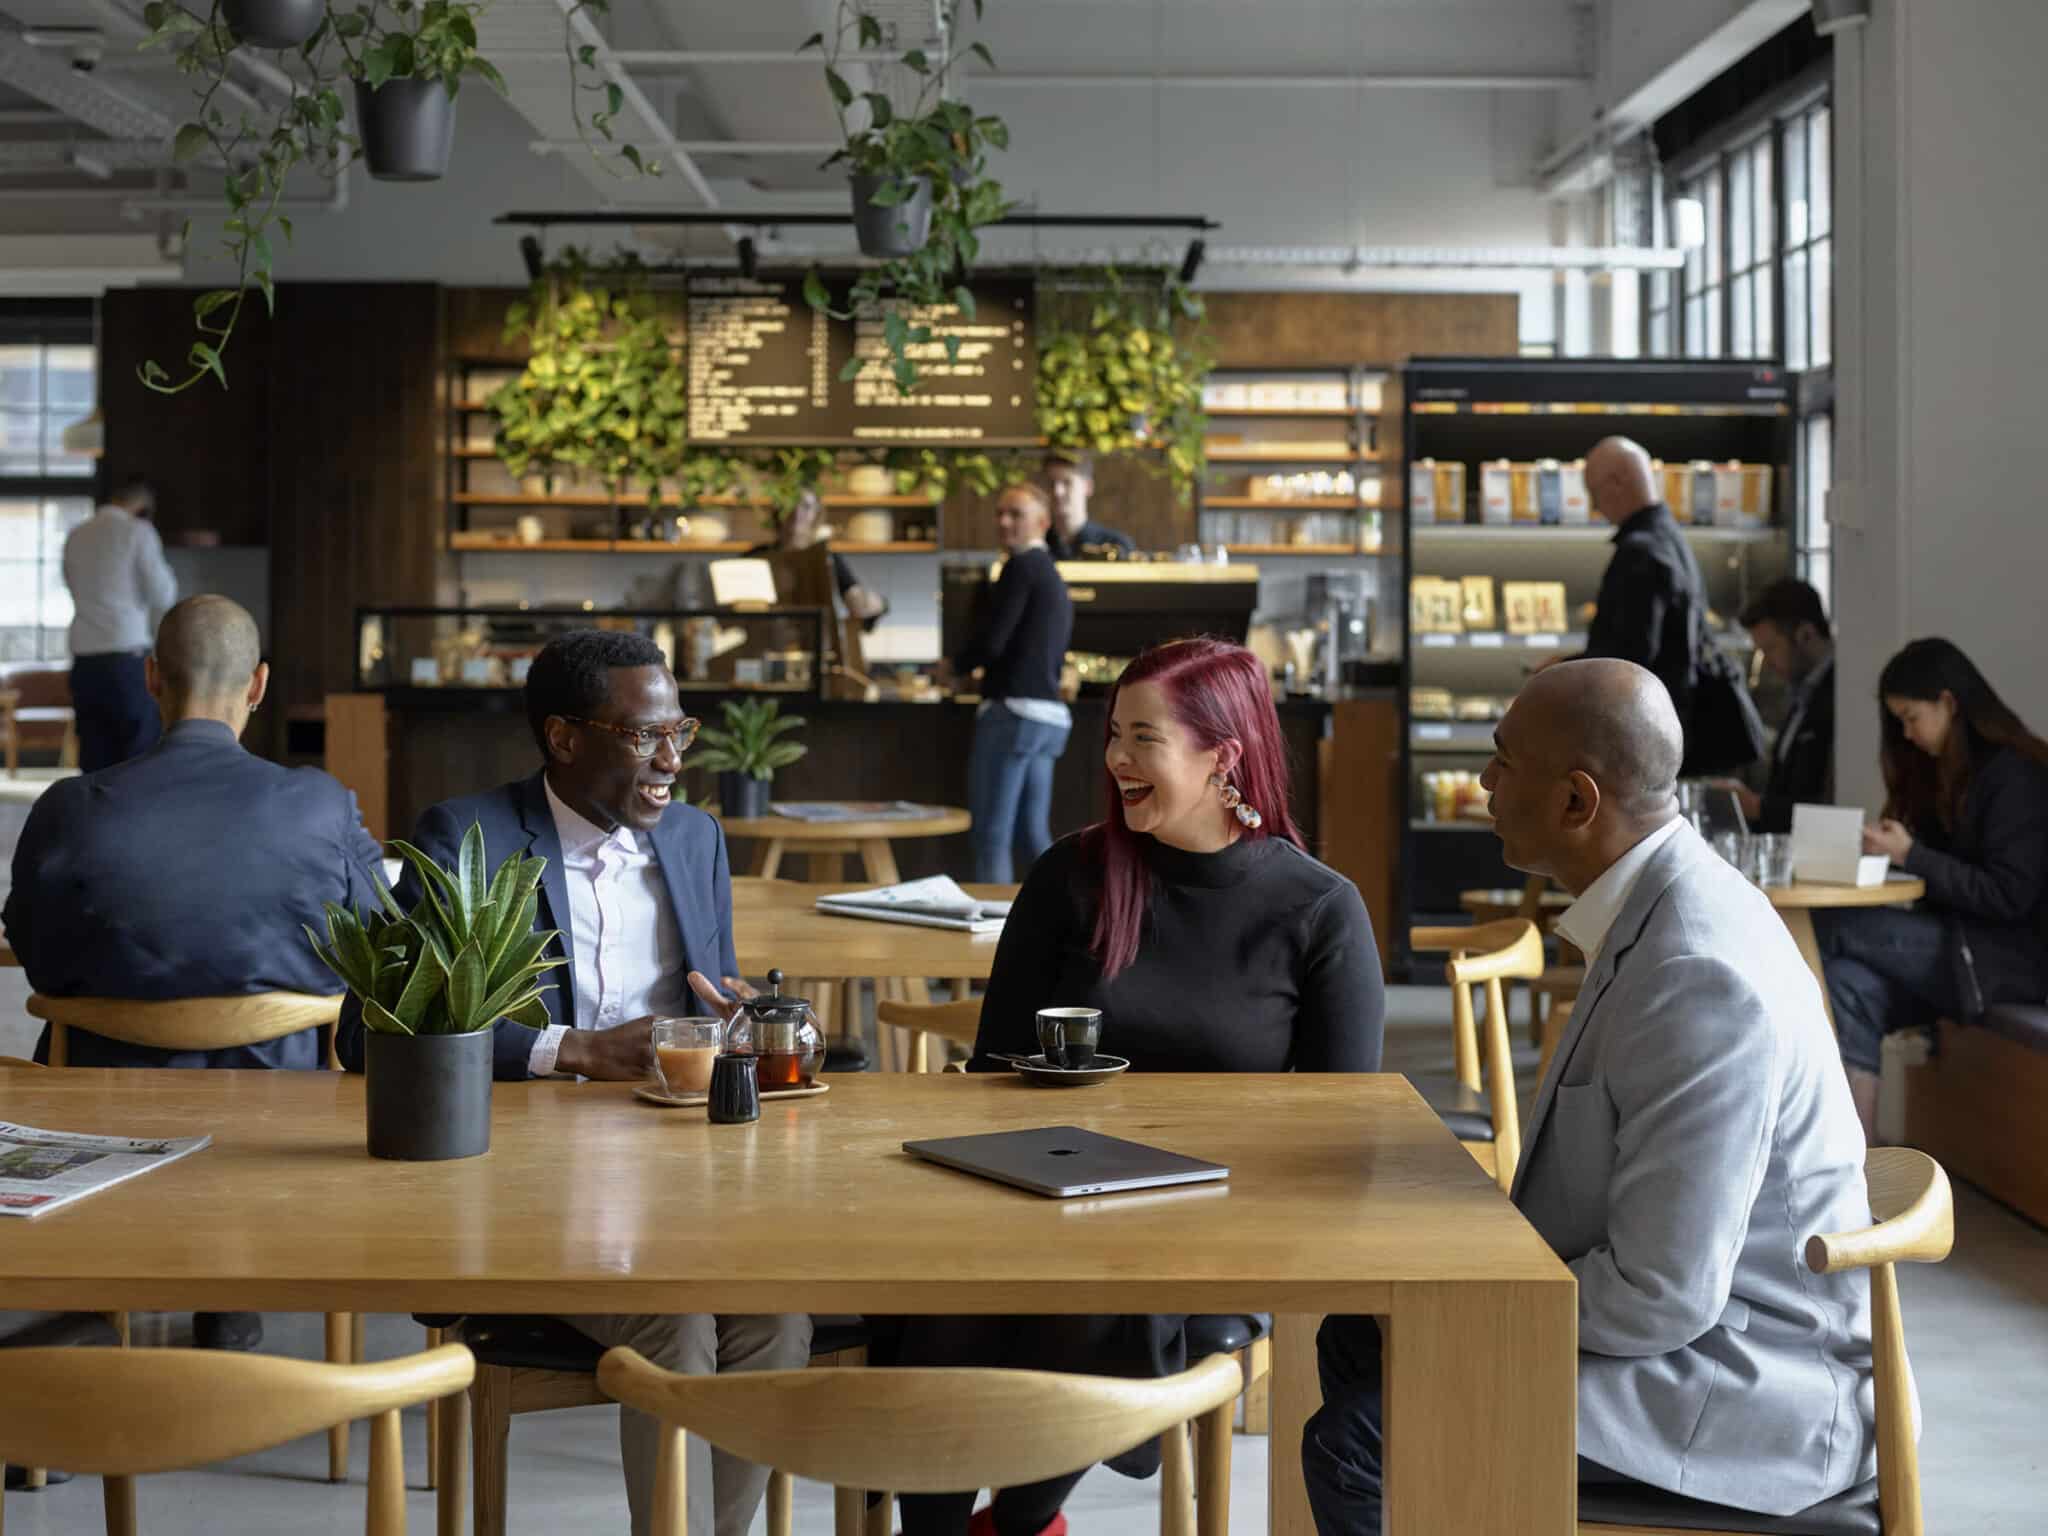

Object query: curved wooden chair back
[1409,920,1543,1192]
[598,1348,1242,1536]
[1804,1149,1953,1536]
[28,991,344,1069]
[876,997,983,1072]
[0,1343,473,1535]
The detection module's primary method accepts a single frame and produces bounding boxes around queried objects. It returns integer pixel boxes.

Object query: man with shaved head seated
[5,595,384,1073]
[1306,661,1882,1535]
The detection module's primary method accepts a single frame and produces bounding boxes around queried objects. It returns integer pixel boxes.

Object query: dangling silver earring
[1211,772,1262,829]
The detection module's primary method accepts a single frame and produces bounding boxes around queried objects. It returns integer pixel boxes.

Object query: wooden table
[1767,876,1927,1029]
[0,1069,1578,1536]
[731,878,1014,1068]
[718,806,972,884]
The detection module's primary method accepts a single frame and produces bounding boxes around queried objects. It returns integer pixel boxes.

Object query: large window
[1783,102,1832,370]
[0,340,98,661]
[1799,412,1833,608]
[1678,170,1724,357]
[1727,134,1775,360]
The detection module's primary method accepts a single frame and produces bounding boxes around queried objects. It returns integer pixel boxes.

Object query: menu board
[685,275,1036,447]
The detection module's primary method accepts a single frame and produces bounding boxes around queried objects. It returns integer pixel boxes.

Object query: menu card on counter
[685,274,1037,447]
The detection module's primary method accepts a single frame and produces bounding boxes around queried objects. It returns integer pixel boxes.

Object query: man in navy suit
[6,594,384,1353]
[340,630,809,1536]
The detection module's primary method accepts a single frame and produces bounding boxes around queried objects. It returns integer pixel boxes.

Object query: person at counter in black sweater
[1818,638,2048,1140]
[1044,450,1136,559]
[937,481,1076,883]
[884,637,1384,1536]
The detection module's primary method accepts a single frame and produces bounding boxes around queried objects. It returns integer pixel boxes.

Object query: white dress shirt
[1553,817,1686,974]
[528,778,690,1077]
[62,504,178,655]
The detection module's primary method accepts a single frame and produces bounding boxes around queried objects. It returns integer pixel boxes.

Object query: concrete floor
[1,987,2042,1533]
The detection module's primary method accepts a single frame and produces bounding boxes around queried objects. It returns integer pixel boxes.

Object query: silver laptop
[903,1125,1230,1199]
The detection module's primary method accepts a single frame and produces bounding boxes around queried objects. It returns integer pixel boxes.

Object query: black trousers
[1303,1315,1641,1534]
[69,651,159,773]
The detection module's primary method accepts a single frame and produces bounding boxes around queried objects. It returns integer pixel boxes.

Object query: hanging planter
[221,0,325,49]
[354,76,457,181]
[850,171,933,259]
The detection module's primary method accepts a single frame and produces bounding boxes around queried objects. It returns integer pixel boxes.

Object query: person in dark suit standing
[5,593,384,1354]
[1712,579,1835,832]
[1818,638,2048,1140]
[336,629,809,1536]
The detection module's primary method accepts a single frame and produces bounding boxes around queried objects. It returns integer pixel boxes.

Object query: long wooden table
[730,878,1012,981]
[0,1068,1577,1535]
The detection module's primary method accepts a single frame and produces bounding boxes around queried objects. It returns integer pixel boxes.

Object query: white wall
[1831,0,2048,810]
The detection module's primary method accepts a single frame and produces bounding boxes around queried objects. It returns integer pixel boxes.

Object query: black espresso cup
[708,1052,760,1124]
[1035,1008,1103,1071]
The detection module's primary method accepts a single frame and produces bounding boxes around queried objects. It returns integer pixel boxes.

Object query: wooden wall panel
[100,291,273,547]
[1200,292,1520,368]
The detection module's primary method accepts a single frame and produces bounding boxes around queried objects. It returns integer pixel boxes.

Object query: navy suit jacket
[336,772,740,1080]
[3,719,383,1068]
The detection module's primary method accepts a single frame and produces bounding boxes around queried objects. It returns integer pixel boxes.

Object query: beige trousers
[566,1312,813,1536]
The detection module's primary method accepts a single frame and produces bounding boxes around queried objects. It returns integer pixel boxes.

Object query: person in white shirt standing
[337,629,810,1536]
[62,477,177,771]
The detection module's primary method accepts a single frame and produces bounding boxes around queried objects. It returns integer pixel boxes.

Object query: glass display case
[354,606,830,697]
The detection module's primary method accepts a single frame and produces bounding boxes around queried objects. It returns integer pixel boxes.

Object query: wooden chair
[1408,920,1545,1193]
[1581,1148,1954,1536]
[0,1341,473,1536]
[876,996,983,1074]
[436,1314,873,1536]
[598,1347,1245,1536]
[26,990,375,1483]
[1458,875,1583,1052]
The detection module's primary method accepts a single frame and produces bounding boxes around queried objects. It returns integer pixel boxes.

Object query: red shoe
[967,1507,1068,1536]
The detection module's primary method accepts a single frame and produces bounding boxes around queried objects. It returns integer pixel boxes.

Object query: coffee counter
[326,688,1401,967]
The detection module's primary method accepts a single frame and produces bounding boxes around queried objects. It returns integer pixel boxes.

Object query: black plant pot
[354,78,458,183]
[364,1029,492,1161]
[719,772,772,820]
[222,0,326,49]
[850,172,933,258]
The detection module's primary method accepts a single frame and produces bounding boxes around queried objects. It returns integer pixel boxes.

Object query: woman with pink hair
[885,636,1384,1536]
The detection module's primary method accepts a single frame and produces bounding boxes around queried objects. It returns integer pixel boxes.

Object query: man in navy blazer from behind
[7,595,384,1070]
[338,630,808,1536]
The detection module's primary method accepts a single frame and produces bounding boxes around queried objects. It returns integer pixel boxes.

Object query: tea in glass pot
[722,969,824,1091]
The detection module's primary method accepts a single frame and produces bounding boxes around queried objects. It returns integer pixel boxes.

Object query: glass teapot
[722,969,824,1091]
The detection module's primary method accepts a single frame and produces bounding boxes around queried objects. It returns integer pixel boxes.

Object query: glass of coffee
[1036,1007,1103,1070]
[650,1017,724,1096]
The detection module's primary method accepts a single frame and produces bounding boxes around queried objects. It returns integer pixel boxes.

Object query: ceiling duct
[0,23,177,140]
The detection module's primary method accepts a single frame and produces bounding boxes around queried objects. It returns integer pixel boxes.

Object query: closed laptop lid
[903,1125,1229,1199]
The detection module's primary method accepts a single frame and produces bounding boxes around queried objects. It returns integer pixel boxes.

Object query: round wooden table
[1767,876,1926,1030]
[717,806,972,884]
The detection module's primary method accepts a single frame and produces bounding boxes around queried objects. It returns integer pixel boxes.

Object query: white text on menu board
[848,299,1028,441]
[686,278,821,442]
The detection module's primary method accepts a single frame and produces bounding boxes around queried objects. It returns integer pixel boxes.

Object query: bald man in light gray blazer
[1307,661,1880,1532]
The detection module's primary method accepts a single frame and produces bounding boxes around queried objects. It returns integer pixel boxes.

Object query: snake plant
[306,821,558,1036]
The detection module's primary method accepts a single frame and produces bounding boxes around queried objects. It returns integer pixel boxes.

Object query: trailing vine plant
[797,1,1012,394]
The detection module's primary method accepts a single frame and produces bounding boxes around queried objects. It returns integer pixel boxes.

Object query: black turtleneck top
[969,828,1384,1073]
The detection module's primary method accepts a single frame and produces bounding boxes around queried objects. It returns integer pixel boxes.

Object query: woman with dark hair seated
[1819,637,2048,1140]
[887,636,1385,1536]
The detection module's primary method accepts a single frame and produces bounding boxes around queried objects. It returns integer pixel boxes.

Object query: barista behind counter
[1044,451,1137,560]
[748,487,889,629]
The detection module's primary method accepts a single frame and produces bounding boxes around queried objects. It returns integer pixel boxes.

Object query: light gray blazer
[1511,823,1879,1515]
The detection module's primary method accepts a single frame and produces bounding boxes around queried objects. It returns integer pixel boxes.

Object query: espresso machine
[1306,571,1379,693]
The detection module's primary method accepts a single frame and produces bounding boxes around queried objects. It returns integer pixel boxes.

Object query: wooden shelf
[1410,819,1496,833]
[449,480,938,508]
[456,491,620,508]
[1222,543,1377,557]
[453,400,498,413]
[1205,446,1377,463]
[449,532,938,555]
[1412,522,1778,545]
[1409,723,1498,753]
[698,494,939,508]
[1203,405,1374,418]
[1202,495,1368,511]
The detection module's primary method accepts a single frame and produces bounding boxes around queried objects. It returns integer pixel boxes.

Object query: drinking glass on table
[1756,833,1794,887]
[650,1017,724,1096]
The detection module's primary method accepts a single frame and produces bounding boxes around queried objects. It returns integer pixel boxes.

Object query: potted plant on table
[693,698,808,821]
[305,824,558,1161]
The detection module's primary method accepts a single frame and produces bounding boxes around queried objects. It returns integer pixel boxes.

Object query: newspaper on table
[0,1121,210,1220]
[814,875,1010,935]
